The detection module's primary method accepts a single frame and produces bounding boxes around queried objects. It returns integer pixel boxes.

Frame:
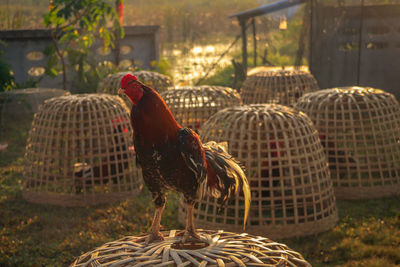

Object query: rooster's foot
[177,229,202,243]
[137,232,164,244]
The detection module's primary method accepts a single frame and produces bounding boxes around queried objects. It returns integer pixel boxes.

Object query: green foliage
[43,0,123,92]
[149,57,172,77]
[198,65,235,87]
[266,16,306,67]
[197,55,251,89]
[0,41,14,92]
[14,78,41,89]
[0,62,14,92]
[43,43,59,78]
[151,58,172,77]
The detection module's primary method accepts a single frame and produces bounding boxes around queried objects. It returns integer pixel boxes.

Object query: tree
[43,0,123,91]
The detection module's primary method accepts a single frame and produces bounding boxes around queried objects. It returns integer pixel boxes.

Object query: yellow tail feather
[242,180,251,230]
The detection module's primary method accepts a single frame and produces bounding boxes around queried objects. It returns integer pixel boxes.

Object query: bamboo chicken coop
[179,104,338,239]
[160,86,241,132]
[98,70,173,95]
[132,70,174,92]
[71,229,311,266]
[240,70,319,106]
[295,87,400,199]
[23,94,142,206]
[98,71,173,108]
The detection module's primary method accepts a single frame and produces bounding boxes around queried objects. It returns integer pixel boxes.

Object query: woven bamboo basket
[160,86,241,131]
[133,70,174,92]
[71,229,311,266]
[178,104,337,239]
[23,94,142,206]
[295,87,400,199]
[98,70,173,95]
[240,70,319,106]
[0,88,70,155]
[98,71,173,108]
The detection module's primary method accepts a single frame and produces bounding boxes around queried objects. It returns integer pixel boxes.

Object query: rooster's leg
[180,203,201,243]
[145,190,166,244]
[145,204,165,244]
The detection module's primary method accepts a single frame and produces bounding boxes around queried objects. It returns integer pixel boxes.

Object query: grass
[284,198,400,267]
[198,65,236,88]
[0,157,180,266]
[1,142,400,266]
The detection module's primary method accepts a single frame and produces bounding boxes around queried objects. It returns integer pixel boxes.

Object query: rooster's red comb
[120,74,138,88]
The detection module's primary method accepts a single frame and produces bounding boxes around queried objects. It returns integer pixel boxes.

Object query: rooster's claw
[137,232,165,244]
[177,230,202,244]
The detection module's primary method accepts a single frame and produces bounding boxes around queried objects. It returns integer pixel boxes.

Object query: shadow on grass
[1,151,399,266]
[0,162,181,266]
[281,197,400,267]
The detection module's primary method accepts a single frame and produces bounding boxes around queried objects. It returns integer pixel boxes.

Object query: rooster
[118,74,250,243]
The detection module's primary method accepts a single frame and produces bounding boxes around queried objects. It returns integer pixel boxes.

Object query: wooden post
[295,2,309,68]
[252,18,257,67]
[240,18,248,75]
[309,0,314,73]
[356,0,365,85]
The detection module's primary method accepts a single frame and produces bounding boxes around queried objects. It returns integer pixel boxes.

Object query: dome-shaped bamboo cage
[160,86,241,131]
[295,87,400,199]
[132,70,173,92]
[98,71,173,108]
[98,70,173,95]
[240,70,319,106]
[23,94,142,206]
[98,71,130,93]
[71,229,311,267]
[0,88,70,157]
[179,104,338,239]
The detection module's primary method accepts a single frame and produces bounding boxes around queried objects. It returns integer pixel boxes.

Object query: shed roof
[229,0,306,21]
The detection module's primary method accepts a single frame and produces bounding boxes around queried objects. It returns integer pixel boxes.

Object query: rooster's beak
[118,88,124,95]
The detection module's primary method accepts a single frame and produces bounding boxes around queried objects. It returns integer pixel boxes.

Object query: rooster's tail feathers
[203,141,251,229]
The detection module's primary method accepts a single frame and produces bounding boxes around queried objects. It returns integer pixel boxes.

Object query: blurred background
[0,0,308,87]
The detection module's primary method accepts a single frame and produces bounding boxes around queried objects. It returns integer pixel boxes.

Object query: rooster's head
[118,74,143,105]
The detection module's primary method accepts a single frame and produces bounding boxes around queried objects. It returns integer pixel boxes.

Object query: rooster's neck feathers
[131,84,181,146]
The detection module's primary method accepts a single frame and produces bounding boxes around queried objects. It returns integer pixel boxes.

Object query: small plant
[150,58,172,77]
[266,12,307,67]
[43,0,123,92]
[0,41,41,91]
[0,41,14,92]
